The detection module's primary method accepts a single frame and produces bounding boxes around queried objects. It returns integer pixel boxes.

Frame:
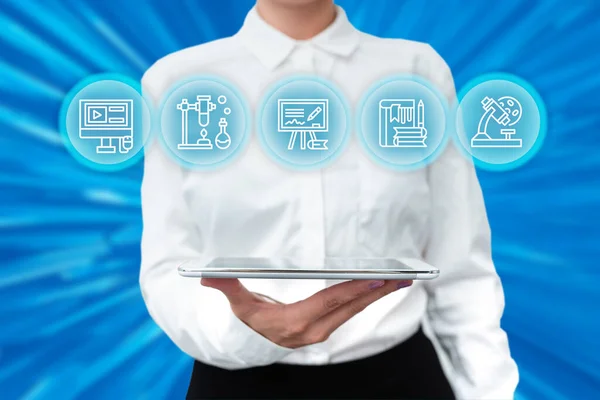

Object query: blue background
[1,0,598,399]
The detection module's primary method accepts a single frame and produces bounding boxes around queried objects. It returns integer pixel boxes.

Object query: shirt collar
[237,5,360,70]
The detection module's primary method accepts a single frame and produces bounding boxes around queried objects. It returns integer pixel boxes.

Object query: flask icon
[215,117,232,150]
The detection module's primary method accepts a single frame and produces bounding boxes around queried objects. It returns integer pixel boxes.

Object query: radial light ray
[1,0,599,399]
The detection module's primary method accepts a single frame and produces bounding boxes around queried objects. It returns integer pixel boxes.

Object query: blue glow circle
[59,74,153,172]
[356,75,449,170]
[159,76,250,170]
[257,75,351,170]
[453,73,547,171]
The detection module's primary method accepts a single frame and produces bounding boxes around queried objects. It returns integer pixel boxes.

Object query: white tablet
[178,257,439,280]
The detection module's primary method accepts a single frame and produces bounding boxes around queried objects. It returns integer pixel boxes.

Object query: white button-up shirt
[140,6,518,399]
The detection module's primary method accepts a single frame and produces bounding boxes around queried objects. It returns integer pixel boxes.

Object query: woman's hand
[201,278,412,349]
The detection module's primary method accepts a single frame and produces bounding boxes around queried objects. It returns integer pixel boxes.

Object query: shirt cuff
[218,307,295,367]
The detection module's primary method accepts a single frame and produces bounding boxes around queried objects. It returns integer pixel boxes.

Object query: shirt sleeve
[420,45,520,399]
[138,71,294,369]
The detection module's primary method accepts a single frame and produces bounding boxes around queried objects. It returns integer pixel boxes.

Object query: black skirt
[186,327,455,399]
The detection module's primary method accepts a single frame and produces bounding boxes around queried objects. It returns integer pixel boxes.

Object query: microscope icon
[471,96,523,148]
[177,95,232,151]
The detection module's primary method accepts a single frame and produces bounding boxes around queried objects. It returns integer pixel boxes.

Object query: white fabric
[139,6,519,399]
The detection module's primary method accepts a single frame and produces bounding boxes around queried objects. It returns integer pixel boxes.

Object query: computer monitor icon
[278,99,329,150]
[79,99,134,154]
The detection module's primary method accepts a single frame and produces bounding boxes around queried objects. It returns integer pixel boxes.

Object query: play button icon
[87,106,107,123]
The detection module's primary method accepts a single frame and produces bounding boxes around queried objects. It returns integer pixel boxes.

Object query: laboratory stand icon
[379,99,427,148]
[278,99,329,151]
[79,99,134,154]
[471,96,523,148]
[176,94,232,151]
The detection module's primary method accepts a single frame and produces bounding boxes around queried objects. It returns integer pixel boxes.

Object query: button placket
[301,171,326,262]
[291,44,315,72]
[290,45,327,267]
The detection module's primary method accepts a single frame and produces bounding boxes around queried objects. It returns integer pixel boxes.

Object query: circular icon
[454,73,547,170]
[257,75,350,170]
[357,76,449,170]
[60,74,152,171]
[160,77,250,169]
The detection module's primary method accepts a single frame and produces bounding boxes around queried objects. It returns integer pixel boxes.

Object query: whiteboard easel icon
[278,99,329,151]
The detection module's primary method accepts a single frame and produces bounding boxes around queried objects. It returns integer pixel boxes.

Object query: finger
[200,278,257,307]
[310,280,412,337]
[287,279,388,322]
[253,292,284,304]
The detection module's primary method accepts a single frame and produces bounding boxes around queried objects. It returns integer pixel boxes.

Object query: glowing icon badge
[455,73,547,170]
[357,76,448,170]
[257,76,350,170]
[160,77,249,169]
[60,74,152,171]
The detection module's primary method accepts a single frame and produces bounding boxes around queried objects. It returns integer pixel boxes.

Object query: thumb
[201,278,255,308]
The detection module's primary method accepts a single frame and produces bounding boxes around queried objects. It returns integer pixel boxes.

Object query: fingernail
[369,280,385,289]
[396,280,412,290]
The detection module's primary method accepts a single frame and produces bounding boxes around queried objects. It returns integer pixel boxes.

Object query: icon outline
[256,74,350,171]
[470,96,523,148]
[176,95,232,151]
[278,99,329,151]
[78,99,134,154]
[378,99,428,148]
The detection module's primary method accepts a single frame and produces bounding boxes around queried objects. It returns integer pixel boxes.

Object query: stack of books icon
[379,99,428,148]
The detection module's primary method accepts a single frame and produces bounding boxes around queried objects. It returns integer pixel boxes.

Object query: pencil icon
[306,106,322,122]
